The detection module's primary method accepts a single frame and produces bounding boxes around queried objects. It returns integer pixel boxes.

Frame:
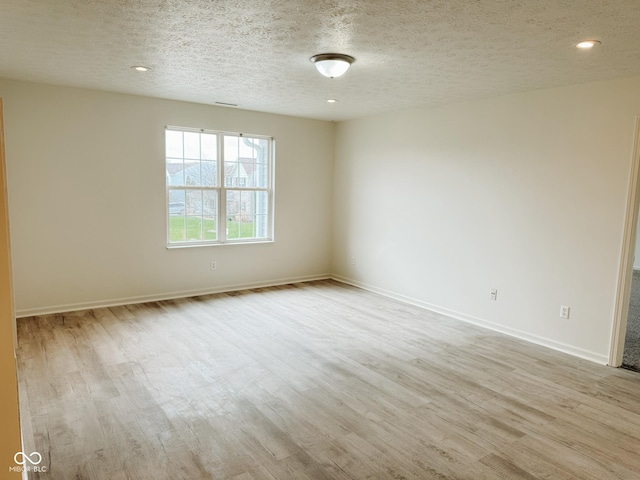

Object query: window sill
[166,239,274,249]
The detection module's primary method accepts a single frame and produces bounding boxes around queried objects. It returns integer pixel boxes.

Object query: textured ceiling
[1,1,640,121]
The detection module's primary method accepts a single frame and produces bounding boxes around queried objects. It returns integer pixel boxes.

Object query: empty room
[3,1,640,479]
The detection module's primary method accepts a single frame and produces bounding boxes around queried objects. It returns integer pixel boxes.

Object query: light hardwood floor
[16,280,640,479]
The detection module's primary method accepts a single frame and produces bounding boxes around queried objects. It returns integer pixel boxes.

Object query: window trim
[165,126,275,248]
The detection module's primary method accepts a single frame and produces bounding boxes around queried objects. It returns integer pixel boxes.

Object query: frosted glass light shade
[310,54,355,78]
[576,40,601,49]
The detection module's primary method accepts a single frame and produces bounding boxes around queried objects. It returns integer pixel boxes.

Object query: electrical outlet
[560,305,570,319]
[489,288,498,301]
[350,256,356,265]
[210,261,217,271]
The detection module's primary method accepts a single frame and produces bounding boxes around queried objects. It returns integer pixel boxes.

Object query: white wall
[0,79,335,315]
[333,77,640,363]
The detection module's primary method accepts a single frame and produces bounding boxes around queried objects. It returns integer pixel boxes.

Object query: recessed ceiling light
[131,66,150,72]
[576,40,601,49]
[327,99,338,103]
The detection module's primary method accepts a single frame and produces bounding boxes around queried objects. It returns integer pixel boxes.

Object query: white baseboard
[331,274,609,365]
[16,274,332,318]
[16,272,610,366]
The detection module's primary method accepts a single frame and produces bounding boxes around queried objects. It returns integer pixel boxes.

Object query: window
[166,126,274,246]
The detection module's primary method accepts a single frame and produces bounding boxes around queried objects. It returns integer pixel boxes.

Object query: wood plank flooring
[16,280,640,479]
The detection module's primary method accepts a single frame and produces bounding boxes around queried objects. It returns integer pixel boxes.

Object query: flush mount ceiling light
[131,65,150,72]
[326,99,338,103]
[576,40,601,49]
[310,53,355,78]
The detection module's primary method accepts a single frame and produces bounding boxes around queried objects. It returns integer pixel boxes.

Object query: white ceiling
[1,0,640,121]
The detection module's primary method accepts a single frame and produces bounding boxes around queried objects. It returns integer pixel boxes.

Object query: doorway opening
[622,265,640,371]
[611,117,640,367]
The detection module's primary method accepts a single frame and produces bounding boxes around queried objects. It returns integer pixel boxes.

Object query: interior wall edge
[15,273,331,318]
[331,274,610,366]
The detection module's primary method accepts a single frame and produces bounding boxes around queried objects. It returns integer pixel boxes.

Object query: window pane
[169,216,186,242]
[166,158,184,186]
[203,217,217,241]
[203,190,217,217]
[225,190,269,240]
[255,214,268,238]
[241,136,267,160]
[203,190,218,240]
[224,135,240,162]
[224,162,242,187]
[226,189,240,216]
[184,131,200,159]
[168,190,186,215]
[183,161,199,186]
[186,216,203,241]
[253,162,268,188]
[201,133,217,160]
[226,189,240,240]
[254,191,269,238]
[252,138,269,163]
[166,130,183,159]
[188,190,202,241]
[168,189,186,242]
[186,190,202,215]
[224,136,269,188]
[201,160,217,187]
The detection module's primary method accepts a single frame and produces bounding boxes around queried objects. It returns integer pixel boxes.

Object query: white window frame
[166,126,275,247]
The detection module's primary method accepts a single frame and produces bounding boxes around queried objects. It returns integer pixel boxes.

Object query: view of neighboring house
[166,157,258,219]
